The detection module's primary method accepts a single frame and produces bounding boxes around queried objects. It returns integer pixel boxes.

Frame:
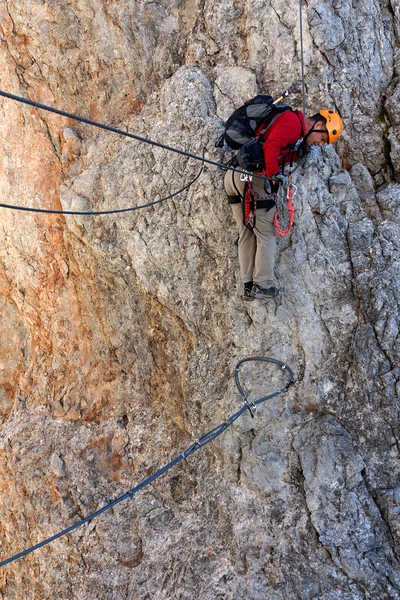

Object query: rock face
[0,1,399,599]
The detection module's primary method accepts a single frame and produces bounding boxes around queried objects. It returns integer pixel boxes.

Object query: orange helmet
[319,109,343,143]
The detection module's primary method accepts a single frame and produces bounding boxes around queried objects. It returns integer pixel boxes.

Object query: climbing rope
[0,356,295,569]
[299,0,307,116]
[0,4,308,217]
[0,154,205,215]
[274,177,297,237]
[273,1,306,238]
[0,89,281,216]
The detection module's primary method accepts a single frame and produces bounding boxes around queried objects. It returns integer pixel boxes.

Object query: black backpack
[217,94,292,170]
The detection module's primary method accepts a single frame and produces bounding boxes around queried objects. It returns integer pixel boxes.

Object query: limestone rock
[0,1,399,599]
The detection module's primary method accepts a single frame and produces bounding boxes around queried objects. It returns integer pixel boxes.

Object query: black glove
[273,172,290,188]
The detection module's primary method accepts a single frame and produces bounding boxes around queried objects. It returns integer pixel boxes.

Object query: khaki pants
[224,169,277,287]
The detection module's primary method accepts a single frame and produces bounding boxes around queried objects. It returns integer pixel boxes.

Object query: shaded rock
[293,415,400,598]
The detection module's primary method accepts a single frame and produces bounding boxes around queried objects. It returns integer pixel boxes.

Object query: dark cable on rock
[0,89,279,186]
[0,356,295,568]
[299,0,307,116]
[0,154,205,216]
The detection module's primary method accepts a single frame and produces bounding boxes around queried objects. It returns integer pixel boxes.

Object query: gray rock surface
[0,1,399,599]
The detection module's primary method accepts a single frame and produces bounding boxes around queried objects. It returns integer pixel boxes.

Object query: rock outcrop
[0,1,399,598]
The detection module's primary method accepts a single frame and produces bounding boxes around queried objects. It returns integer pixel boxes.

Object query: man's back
[257,110,305,176]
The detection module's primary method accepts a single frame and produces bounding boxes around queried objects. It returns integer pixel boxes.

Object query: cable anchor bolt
[243,396,256,418]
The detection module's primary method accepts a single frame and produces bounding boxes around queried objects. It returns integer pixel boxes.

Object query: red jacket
[256,110,305,177]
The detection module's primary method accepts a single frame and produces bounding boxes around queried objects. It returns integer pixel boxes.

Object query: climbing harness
[239,171,257,230]
[242,180,256,230]
[0,356,295,568]
[274,176,297,237]
[239,169,279,231]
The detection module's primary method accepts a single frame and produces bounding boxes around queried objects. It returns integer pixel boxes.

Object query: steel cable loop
[0,356,295,569]
[0,89,280,191]
[0,151,206,216]
[299,0,307,116]
[235,356,295,417]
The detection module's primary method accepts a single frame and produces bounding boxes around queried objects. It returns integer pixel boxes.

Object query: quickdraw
[274,177,297,237]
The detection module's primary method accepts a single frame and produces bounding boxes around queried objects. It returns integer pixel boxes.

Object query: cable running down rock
[0,356,295,569]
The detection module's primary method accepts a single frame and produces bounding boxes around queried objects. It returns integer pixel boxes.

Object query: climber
[224,109,343,301]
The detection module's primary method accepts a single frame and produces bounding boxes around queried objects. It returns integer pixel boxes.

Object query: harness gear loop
[274,176,297,237]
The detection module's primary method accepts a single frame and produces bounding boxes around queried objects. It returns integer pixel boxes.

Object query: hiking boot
[243,287,256,302]
[243,282,255,302]
[252,283,280,299]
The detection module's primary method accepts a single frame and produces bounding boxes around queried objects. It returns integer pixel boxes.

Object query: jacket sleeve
[263,113,302,177]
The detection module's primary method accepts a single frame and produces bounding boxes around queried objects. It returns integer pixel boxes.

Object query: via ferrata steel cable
[299,0,307,116]
[0,356,295,569]
[0,90,279,182]
[0,154,205,215]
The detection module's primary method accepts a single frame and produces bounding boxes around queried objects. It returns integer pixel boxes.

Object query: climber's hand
[273,172,290,188]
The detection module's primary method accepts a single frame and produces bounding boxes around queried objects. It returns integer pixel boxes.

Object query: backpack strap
[257,111,287,140]
[259,107,303,145]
